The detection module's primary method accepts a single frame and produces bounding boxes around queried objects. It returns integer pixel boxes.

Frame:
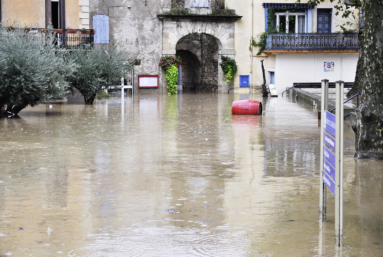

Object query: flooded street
[0,94,382,256]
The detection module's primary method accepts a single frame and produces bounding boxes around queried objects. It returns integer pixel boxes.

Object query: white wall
[275,53,358,93]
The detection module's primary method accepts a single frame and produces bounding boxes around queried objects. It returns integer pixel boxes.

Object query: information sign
[324,111,336,137]
[320,80,344,247]
[323,146,336,168]
[324,133,336,152]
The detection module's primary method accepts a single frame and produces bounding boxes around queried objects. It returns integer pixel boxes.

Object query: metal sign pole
[320,79,329,221]
[335,81,344,246]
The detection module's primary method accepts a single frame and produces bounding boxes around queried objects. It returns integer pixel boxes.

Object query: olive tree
[68,47,133,105]
[0,28,76,118]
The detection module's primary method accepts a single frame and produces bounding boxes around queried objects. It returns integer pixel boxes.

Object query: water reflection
[0,94,382,256]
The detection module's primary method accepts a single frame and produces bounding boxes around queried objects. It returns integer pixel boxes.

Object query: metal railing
[265,33,360,51]
[30,29,95,49]
[330,93,359,118]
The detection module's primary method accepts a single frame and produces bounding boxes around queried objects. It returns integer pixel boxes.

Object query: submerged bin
[232,100,262,115]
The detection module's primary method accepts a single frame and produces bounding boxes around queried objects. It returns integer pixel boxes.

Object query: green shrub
[0,27,76,117]
[166,65,178,95]
[219,56,237,83]
[68,47,133,105]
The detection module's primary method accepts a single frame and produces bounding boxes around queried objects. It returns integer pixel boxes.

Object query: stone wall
[171,0,224,9]
[90,0,169,94]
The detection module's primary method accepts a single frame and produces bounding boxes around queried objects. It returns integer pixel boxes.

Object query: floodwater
[0,93,382,257]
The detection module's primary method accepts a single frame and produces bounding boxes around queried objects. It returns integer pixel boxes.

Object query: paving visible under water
[0,94,382,256]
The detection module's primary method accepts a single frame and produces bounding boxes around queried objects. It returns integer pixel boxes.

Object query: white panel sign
[139,76,158,88]
[269,84,278,96]
[190,0,209,8]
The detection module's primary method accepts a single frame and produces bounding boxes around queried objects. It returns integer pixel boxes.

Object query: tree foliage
[68,47,133,105]
[0,28,76,117]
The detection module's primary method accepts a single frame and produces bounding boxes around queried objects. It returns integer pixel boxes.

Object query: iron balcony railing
[265,33,360,51]
[31,29,95,49]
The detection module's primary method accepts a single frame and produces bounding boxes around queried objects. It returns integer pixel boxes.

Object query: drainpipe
[250,0,254,95]
[45,0,51,28]
[60,0,66,47]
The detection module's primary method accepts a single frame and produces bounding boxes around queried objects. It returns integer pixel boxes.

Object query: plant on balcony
[250,8,278,55]
[0,27,76,117]
[67,47,133,105]
[159,56,182,95]
[220,55,237,84]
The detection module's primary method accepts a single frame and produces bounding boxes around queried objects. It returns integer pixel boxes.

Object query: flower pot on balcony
[66,29,76,34]
[53,29,63,34]
[81,29,96,34]
[38,28,48,33]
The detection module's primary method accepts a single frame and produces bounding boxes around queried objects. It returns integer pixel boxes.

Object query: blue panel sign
[324,146,336,168]
[240,75,249,88]
[323,160,335,181]
[323,170,335,195]
[324,133,336,152]
[324,111,336,137]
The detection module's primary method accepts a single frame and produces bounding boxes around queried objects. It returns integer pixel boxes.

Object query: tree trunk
[347,29,365,98]
[84,95,96,105]
[352,0,383,159]
[4,103,28,118]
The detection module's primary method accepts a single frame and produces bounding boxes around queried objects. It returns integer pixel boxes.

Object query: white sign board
[190,0,209,8]
[138,76,158,88]
[269,84,278,96]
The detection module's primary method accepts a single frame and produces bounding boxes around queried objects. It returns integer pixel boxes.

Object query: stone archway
[161,20,236,92]
[176,33,219,92]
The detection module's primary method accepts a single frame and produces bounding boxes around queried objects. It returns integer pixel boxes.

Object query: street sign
[323,160,336,195]
[324,133,336,152]
[320,80,344,246]
[324,111,336,137]
[323,146,336,168]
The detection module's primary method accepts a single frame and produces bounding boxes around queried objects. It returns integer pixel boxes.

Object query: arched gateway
[176,33,220,92]
[161,19,237,93]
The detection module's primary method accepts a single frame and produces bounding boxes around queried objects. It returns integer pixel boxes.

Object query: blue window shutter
[265,8,269,31]
[93,15,109,44]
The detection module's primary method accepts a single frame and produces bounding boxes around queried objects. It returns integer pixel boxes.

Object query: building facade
[1,0,90,30]
[1,0,359,95]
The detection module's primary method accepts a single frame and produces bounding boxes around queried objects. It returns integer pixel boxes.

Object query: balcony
[31,29,95,49]
[264,33,360,53]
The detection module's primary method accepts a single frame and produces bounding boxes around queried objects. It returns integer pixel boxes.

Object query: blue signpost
[320,80,344,247]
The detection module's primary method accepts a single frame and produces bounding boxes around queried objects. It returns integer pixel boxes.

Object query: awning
[262,3,314,9]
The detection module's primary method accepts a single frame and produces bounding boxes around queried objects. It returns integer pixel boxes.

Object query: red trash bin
[232,100,262,115]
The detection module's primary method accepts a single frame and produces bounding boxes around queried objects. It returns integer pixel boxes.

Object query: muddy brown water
[0,94,382,256]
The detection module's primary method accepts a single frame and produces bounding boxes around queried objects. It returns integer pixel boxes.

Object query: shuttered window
[190,0,209,8]
[93,15,109,44]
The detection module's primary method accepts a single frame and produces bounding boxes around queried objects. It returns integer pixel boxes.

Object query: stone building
[89,0,359,95]
[1,0,359,95]
[89,0,241,94]
[1,0,90,30]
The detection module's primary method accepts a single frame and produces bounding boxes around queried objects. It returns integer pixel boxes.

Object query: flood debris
[167,209,181,214]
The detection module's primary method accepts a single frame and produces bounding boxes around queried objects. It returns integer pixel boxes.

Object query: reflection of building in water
[263,139,320,176]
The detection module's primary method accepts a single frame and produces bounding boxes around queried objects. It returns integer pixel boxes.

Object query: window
[190,0,209,8]
[317,9,331,33]
[262,3,314,33]
[51,0,60,29]
[276,12,306,33]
